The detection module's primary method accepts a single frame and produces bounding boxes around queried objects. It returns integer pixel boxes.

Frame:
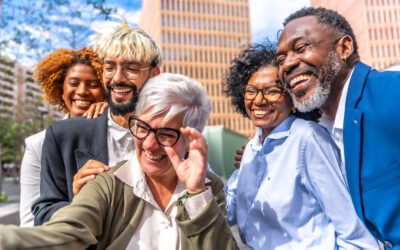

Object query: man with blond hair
[32,17,161,225]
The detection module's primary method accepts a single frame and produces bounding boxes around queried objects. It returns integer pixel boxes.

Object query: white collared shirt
[319,69,354,182]
[114,155,212,250]
[107,110,135,167]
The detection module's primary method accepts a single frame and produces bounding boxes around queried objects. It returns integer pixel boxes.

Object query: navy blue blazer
[344,62,400,248]
[32,110,109,226]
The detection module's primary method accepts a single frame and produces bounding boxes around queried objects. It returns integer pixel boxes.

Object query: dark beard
[104,83,140,116]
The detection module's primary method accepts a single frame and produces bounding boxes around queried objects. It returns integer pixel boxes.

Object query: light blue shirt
[225,115,379,250]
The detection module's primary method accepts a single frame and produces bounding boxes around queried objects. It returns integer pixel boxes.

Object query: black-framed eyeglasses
[241,84,284,102]
[103,61,152,80]
[128,116,181,147]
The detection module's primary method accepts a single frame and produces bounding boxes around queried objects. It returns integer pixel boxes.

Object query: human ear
[149,67,161,78]
[336,35,354,61]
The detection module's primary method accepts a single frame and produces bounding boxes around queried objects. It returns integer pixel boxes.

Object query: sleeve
[31,126,71,225]
[302,126,379,250]
[183,188,213,219]
[225,169,240,226]
[0,173,112,250]
[19,133,44,227]
[176,174,239,250]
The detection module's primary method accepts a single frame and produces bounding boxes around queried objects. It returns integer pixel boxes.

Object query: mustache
[107,83,138,92]
[284,67,319,90]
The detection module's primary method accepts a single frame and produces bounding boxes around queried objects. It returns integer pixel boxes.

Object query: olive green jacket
[0,165,238,250]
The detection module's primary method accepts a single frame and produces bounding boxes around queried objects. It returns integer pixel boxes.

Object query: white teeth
[253,110,273,115]
[145,152,162,160]
[74,100,91,105]
[290,74,311,87]
[113,88,131,93]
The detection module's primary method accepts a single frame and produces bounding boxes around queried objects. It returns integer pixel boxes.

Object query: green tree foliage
[1,0,115,64]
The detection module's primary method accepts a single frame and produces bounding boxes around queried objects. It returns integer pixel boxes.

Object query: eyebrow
[103,60,141,66]
[276,36,304,55]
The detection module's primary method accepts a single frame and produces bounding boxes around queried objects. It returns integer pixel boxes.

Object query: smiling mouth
[73,99,92,106]
[253,110,273,115]
[289,74,312,88]
[145,152,163,161]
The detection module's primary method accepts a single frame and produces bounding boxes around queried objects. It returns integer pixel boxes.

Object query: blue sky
[3,0,310,67]
[110,0,310,43]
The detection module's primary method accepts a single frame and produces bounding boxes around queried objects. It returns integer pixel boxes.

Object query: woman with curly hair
[20,48,107,227]
[223,43,379,249]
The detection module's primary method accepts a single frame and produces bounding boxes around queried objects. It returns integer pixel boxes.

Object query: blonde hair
[89,16,162,67]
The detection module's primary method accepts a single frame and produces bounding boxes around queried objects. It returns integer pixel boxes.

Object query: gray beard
[290,48,342,112]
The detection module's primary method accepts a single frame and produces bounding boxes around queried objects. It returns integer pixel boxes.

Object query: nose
[112,66,127,83]
[76,82,89,96]
[253,90,267,105]
[282,52,300,76]
[142,132,160,150]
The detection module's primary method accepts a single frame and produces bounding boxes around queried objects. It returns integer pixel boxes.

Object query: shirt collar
[332,68,354,132]
[107,109,130,141]
[249,114,295,151]
[114,154,211,202]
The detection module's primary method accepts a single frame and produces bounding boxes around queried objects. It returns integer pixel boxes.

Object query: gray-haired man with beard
[277,7,400,249]
[32,18,161,225]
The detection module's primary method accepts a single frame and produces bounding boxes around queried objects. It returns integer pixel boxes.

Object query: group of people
[0,6,398,250]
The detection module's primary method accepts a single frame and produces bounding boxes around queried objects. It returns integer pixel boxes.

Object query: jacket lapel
[343,62,371,223]
[74,109,109,168]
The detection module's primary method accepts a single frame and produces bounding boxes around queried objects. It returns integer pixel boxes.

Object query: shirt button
[127,149,131,153]
[384,240,393,248]
[353,120,358,124]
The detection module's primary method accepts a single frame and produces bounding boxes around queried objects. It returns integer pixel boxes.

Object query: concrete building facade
[0,56,62,121]
[311,0,400,70]
[139,0,255,137]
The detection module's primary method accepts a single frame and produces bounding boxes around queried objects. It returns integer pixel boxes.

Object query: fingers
[85,102,108,120]
[164,146,183,169]
[180,127,207,151]
[72,159,109,195]
[234,143,247,169]
[73,175,95,195]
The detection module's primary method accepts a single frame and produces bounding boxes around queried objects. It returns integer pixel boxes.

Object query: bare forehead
[278,16,332,48]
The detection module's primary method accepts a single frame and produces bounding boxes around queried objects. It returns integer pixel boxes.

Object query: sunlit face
[134,112,187,178]
[245,66,292,138]
[62,64,104,118]
[102,55,156,116]
[277,16,344,112]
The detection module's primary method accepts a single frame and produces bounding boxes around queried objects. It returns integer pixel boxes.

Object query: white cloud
[115,8,142,26]
[249,0,310,43]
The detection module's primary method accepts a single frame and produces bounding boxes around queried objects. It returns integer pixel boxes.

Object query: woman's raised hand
[165,127,208,194]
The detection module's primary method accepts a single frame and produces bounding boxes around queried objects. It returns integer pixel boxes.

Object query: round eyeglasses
[241,84,284,102]
[128,116,181,147]
[103,61,152,80]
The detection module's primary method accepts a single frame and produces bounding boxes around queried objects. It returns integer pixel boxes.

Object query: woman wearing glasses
[0,73,237,250]
[223,44,378,249]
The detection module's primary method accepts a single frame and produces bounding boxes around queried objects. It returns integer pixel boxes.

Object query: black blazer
[32,110,109,225]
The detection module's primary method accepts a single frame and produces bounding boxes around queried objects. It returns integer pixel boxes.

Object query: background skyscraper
[311,0,400,70]
[139,0,254,137]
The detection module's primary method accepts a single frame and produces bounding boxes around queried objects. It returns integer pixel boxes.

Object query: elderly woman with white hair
[0,73,238,250]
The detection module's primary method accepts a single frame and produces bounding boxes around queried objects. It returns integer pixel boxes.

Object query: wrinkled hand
[82,101,108,119]
[165,127,207,194]
[73,159,110,195]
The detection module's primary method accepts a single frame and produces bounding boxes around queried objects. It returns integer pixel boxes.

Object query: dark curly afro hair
[33,47,103,113]
[223,43,277,118]
[223,43,321,122]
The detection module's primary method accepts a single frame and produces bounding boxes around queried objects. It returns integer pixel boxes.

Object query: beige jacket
[0,163,238,250]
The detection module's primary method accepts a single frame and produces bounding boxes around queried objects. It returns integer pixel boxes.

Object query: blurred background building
[139,0,255,137]
[0,56,63,122]
[311,0,400,70]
